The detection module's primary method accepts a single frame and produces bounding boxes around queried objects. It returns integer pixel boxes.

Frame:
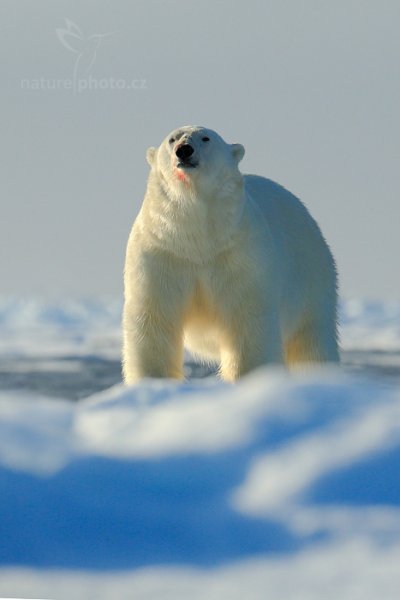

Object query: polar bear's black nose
[175,144,194,160]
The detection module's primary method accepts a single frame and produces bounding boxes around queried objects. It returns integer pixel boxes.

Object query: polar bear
[122,125,339,383]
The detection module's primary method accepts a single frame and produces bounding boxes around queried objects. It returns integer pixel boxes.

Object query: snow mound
[1,367,400,599]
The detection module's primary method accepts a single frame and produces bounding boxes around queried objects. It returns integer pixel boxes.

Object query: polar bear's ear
[146,146,156,167]
[231,143,245,164]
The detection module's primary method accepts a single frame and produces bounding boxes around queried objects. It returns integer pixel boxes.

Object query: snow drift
[0,367,400,598]
[1,297,400,599]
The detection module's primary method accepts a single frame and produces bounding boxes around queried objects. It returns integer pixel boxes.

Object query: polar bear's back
[243,174,337,335]
[244,175,323,238]
[244,174,334,274]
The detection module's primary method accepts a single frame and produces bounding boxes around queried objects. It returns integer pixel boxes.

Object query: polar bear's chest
[185,259,240,321]
[187,273,217,317]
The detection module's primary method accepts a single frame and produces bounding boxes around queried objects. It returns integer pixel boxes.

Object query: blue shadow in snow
[0,449,305,570]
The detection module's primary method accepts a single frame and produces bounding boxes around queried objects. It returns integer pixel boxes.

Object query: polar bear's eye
[169,137,175,144]
[202,136,210,142]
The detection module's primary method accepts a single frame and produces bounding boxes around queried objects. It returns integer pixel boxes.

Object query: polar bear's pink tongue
[175,168,188,182]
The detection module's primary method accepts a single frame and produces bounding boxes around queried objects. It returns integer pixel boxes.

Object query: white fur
[123,125,339,383]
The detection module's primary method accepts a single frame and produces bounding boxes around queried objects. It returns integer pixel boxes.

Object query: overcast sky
[2,0,399,299]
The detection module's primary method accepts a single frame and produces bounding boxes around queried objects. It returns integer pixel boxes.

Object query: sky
[1,0,399,299]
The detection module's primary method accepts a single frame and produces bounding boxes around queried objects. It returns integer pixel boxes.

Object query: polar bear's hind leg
[284,318,339,367]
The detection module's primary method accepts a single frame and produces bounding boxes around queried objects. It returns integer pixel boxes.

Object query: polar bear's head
[146,125,245,196]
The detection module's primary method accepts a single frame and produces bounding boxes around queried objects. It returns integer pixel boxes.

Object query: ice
[1,297,400,360]
[0,297,122,359]
[1,298,400,598]
[0,367,400,597]
[341,298,400,351]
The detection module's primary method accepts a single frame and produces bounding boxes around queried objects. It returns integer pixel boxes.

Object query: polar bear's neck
[141,171,245,263]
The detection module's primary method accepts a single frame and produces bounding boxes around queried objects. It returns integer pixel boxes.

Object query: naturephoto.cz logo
[20,18,147,93]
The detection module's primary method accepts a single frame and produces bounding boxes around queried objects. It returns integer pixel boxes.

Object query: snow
[2,541,400,600]
[0,298,400,599]
[0,297,122,359]
[1,297,400,359]
[341,298,400,352]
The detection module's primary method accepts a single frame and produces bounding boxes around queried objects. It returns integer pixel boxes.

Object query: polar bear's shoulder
[243,175,319,235]
[244,174,301,205]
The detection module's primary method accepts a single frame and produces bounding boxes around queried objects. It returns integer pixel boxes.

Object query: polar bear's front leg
[219,312,284,382]
[123,304,184,383]
[122,254,193,384]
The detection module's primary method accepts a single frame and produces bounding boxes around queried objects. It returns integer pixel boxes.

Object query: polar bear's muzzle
[175,143,198,168]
